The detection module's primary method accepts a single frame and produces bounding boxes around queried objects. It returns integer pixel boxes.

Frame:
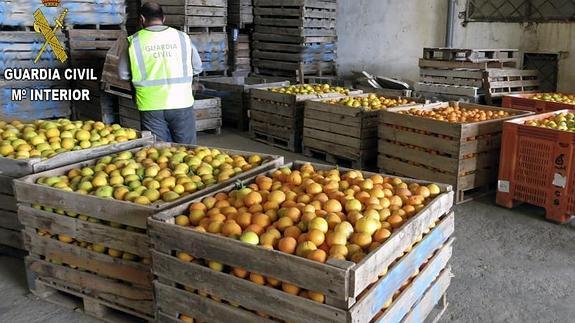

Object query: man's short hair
[141,2,164,20]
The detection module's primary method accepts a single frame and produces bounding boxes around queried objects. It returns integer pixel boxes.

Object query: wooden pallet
[148,161,455,322]
[252,32,336,45]
[483,69,540,104]
[414,82,482,97]
[228,0,254,27]
[419,59,517,70]
[0,31,68,69]
[188,32,229,73]
[0,3,125,27]
[253,61,336,83]
[423,48,519,63]
[229,32,251,74]
[200,77,289,130]
[378,102,533,204]
[26,257,153,323]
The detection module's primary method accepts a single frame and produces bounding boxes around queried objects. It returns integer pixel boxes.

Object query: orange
[244,191,262,207]
[388,215,404,228]
[232,267,248,278]
[248,204,263,213]
[249,273,266,285]
[210,213,226,223]
[282,282,300,295]
[324,199,342,213]
[278,237,297,254]
[329,245,348,257]
[313,193,329,203]
[306,182,322,195]
[252,213,271,228]
[236,212,252,229]
[307,249,327,263]
[276,216,293,231]
[284,226,302,239]
[351,232,372,248]
[189,202,206,211]
[222,221,242,237]
[325,213,342,229]
[267,190,286,204]
[284,207,301,222]
[307,229,325,246]
[259,232,276,246]
[307,291,325,303]
[266,276,281,287]
[207,221,224,234]
[245,224,264,236]
[373,228,391,242]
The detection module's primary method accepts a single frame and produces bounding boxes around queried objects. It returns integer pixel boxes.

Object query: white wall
[337,0,575,92]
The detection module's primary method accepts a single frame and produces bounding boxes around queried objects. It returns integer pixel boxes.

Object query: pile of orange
[398,106,511,123]
[174,163,441,304]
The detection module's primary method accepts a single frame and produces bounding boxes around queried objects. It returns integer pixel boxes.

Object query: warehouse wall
[337,0,575,92]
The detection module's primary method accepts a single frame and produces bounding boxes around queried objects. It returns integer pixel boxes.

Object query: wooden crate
[188,32,229,73]
[229,32,251,76]
[148,161,454,323]
[378,102,533,204]
[422,48,519,64]
[496,110,575,224]
[502,93,575,113]
[68,29,127,78]
[483,69,540,104]
[0,31,68,69]
[101,39,133,98]
[249,87,360,152]
[0,80,72,121]
[303,94,422,170]
[419,68,484,88]
[73,80,119,125]
[228,0,254,27]
[117,94,223,133]
[159,0,227,28]
[0,130,153,252]
[254,0,337,36]
[200,77,290,130]
[419,59,517,70]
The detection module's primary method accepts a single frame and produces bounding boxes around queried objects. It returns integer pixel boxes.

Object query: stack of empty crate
[0,1,72,120]
[125,0,142,35]
[159,0,229,76]
[253,0,337,81]
[228,0,254,76]
[416,48,540,104]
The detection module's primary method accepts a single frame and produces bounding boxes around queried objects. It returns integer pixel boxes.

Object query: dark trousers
[140,107,197,144]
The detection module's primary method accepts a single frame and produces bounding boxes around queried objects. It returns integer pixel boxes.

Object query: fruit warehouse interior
[0,1,574,323]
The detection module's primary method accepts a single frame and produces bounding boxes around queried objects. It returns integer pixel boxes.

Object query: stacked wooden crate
[229,28,252,76]
[253,0,338,81]
[148,161,455,322]
[13,143,283,321]
[378,102,533,203]
[201,77,289,130]
[250,85,359,152]
[125,0,142,35]
[303,94,423,170]
[158,0,229,76]
[118,92,224,134]
[228,0,254,27]
[68,27,127,124]
[416,48,539,104]
[0,129,153,255]
[0,31,70,120]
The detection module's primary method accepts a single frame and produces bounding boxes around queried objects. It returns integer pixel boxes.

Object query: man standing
[118,2,203,144]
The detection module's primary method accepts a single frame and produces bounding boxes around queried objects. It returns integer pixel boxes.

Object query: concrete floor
[1,129,574,323]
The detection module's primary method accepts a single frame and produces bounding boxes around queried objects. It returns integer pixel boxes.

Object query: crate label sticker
[552,173,567,188]
[498,180,510,193]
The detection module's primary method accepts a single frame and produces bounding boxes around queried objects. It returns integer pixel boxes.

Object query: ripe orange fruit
[307,229,325,246]
[232,267,248,278]
[222,221,242,237]
[236,212,252,229]
[282,282,300,295]
[373,228,391,242]
[351,232,372,248]
[307,249,327,263]
[278,237,297,254]
[244,191,262,207]
[245,224,264,235]
[284,225,302,239]
[249,273,266,285]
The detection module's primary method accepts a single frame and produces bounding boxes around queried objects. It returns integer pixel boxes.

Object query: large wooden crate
[68,29,127,77]
[483,69,540,105]
[0,80,72,121]
[303,94,422,170]
[118,94,223,133]
[189,32,229,74]
[422,48,519,64]
[200,77,290,130]
[102,39,133,98]
[254,0,337,36]
[13,143,283,319]
[159,0,227,29]
[378,102,533,204]
[229,31,251,76]
[496,110,575,224]
[149,161,454,323]
[502,93,575,113]
[228,0,254,27]
[0,130,153,253]
[249,87,360,152]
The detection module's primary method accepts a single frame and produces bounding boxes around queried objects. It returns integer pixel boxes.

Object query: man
[118,2,203,144]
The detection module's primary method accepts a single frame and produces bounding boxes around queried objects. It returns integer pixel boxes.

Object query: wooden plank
[148,219,350,300]
[0,209,21,231]
[380,127,459,156]
[400,268,451,323]
[379,142,459,174]
[152,251,348,323]
[303,128,370,149]
[415,83,480,97]
[303,137,375,161]
[304,107,362,127]
[0,193,17,212]
[26,257,154,315]
[155,283,272,323]
[251,110,296,129]
[378,156,458,187]
[25,231,151,286]
[304,117,363,137]
[419,58,516,69]
[0,226,23,250]
[18,206,150,258]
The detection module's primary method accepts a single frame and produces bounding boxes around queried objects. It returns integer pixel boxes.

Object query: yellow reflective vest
[128,27,195,111]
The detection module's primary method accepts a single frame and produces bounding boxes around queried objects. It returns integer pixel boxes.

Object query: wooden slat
[0,226,23,250]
